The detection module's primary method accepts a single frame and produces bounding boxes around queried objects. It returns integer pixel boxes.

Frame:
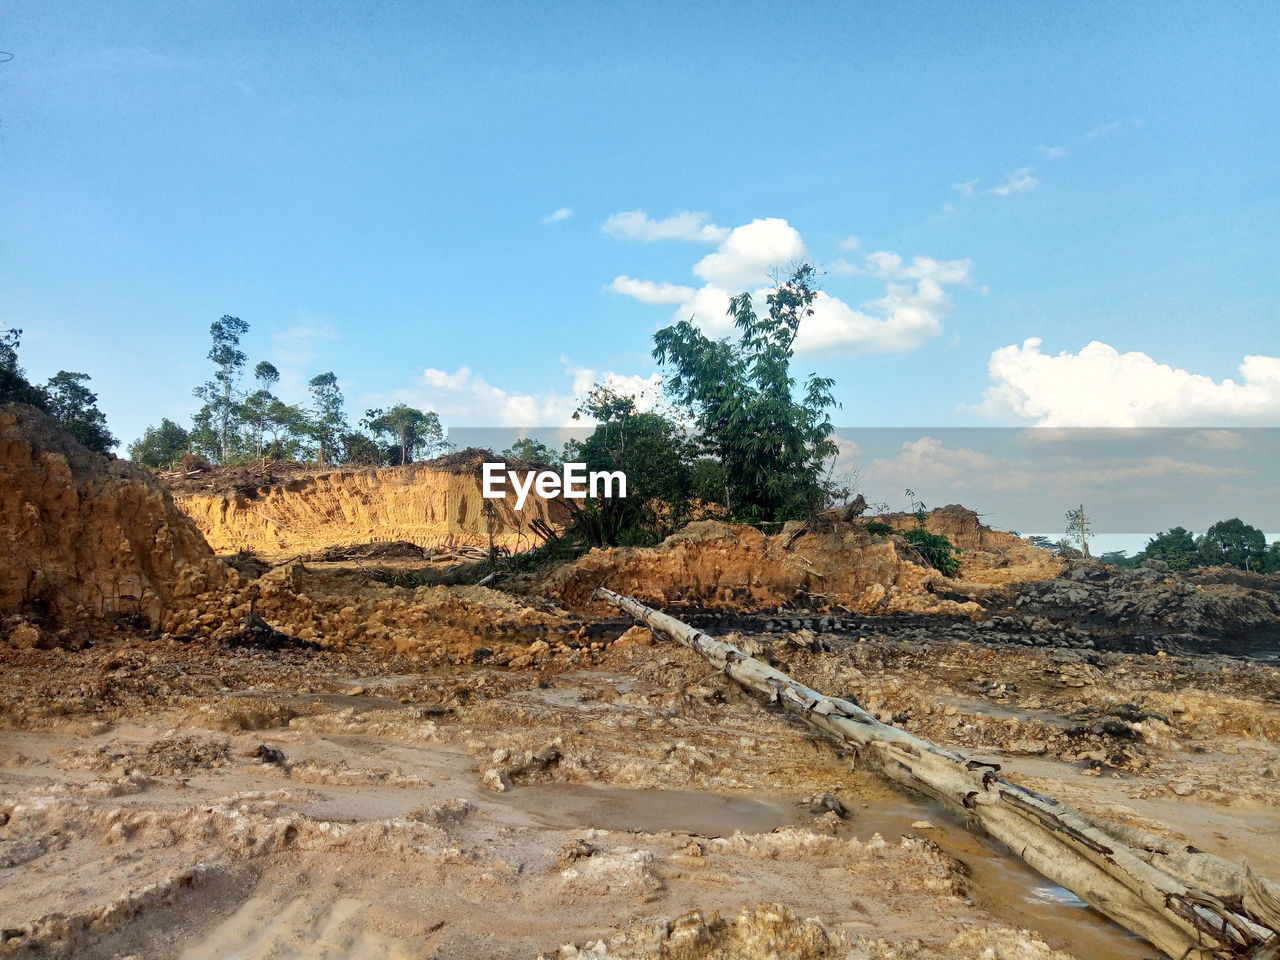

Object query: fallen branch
[595,587,1280,960]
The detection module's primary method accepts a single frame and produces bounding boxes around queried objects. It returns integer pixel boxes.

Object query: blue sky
[4,0,1278,463]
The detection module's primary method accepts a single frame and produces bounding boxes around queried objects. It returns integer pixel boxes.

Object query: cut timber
[596,587,1280,960]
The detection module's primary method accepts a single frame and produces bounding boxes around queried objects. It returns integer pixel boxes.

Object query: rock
[911,820,936,830]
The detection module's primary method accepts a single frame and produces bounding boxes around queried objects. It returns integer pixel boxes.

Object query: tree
[652,263,838,522]
[42,371,117,453]
[1141,527,1199,571]
[341,431,384,465]
[0,329,48,407]
[502,436,563,465]
[262,398,311,461]
[1026,535,1055,551]
[362,403,442,465]
[307,372,347,466]
[128,419,190,468]
[1064,505,1092,557]
[1099,550,1135,568]
[192,315,250,462]
[241,361,280,457]
[1197,518,1268,570]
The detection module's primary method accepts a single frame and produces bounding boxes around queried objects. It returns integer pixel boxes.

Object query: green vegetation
[652,264,839,522]
[129,316,444,469]
[127,419,191,469]
[1,329,117,454]
[1086,519,1278,573]
[900,491,959,576]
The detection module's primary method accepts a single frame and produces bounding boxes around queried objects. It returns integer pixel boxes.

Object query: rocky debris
[0,404,227,633]
[992,558,1280,655]
[162,562,581,663]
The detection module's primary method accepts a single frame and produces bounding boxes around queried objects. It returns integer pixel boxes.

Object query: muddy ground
[3,575,1278,960]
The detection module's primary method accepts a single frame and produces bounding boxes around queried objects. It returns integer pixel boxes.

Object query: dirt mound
[163,562,578,664]
[0,404,227,635]
[544,519,981,616]
[543,511,1061,617]
[990,558,1280,655]
[173,461,568,557]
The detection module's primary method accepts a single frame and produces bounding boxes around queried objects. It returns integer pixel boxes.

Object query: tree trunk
[596,588,1280,960]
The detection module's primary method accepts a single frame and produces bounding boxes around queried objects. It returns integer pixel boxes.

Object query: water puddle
[497,783,801,836]
[500,779,1153,960]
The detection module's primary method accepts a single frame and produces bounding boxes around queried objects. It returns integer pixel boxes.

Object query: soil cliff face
[174,464,569,556]
[0,404,227,631]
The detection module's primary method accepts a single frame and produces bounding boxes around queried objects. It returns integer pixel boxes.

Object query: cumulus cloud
[605,213,972,355]
[602,210,729,243]
[606,276,696,304]
[541,207,573,224]
[382,362,661,427]
[864,435,1249,498]
[979,339,1280,427]
[691,218,807,289]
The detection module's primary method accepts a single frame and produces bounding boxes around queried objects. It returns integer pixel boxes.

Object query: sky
[3,1,1278,544]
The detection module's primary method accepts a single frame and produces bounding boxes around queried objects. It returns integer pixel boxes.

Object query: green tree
[502,436,563,466]
[1141,527,1199,571]
[568,387,694,544]
[652,264,838,522]
[128,418,191,468]
[341,431,384,465]
[1099,550,1136,568]
[1064,506,1093,557]
[362,403,442,465]
[43,371,117,453]
[1197,518,1268,571]
[241,361,281,457]
[263,398,311,460]
[192,315,250,462]
[0,329,49,407]
[307,372,347,466]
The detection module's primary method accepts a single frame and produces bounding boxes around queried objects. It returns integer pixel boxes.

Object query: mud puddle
[847,781,1154,960]
[496,783,804,836]
[501,777,1152,959]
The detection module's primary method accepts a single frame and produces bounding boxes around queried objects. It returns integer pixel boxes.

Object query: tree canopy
[652,263,839,522]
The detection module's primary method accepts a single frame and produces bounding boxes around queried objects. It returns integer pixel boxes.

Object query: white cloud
[542,207,573,224]
[979,339,1280,427]
[992,167,1039,196]
[1038,145,1067,160]
[865,436,1248,497]
[1085,120,1124,139]
[602,210,728,243]
[692,218,807,288]
[839,235,861,251]
[953,179,979,198]
[606,214,972,356]
[384,362,661,427]
[606,276,696,305]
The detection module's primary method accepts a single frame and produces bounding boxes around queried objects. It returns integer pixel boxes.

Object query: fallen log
[596,587,1280,960]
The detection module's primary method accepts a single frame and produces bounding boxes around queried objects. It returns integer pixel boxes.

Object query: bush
[864,521,895,537]
[903,527,960,577]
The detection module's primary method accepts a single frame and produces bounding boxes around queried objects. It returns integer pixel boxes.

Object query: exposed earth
[2,403,1278,960]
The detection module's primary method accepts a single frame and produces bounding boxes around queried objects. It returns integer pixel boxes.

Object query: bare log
[595,587,1280,960]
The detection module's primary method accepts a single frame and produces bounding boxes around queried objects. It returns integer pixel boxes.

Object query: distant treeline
[1031,521,1279,574]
